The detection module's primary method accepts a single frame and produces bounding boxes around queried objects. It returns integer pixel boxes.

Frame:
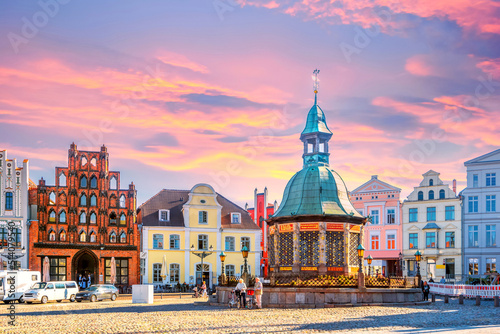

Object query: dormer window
[159,210,170,222]
[429,179,434,186]
[231,213,241,224]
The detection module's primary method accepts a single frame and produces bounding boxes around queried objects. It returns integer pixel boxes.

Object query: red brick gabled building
[28,143,140,289]
[246,187,277,277]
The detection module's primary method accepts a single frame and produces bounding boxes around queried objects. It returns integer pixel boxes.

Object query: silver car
[75,284,119,302]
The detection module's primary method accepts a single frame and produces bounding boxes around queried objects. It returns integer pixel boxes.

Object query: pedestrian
[440,276,446,283]
[254,277,263,309]
[88,274,92,287]
[201,281,207,298]
[78,274,83,289]
[429,276,434,283]
[235,278,247,309]
[422,281,430,301]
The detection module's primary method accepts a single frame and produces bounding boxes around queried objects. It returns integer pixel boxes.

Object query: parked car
[75,284,119,302]
[23,281,79,304]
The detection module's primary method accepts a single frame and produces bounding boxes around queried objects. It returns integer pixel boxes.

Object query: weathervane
[312,69,320,94]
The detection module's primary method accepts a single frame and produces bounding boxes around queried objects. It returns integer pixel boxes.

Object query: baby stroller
[246,289,257,309]
[228,289,240,308]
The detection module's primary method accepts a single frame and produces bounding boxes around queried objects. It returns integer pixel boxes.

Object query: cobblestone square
[2,296,499,333]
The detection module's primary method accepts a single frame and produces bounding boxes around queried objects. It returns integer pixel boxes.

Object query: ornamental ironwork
[299,231,319,266]
[348,233,359,267]
[268,234,275,266]
[326,231,344,267]
[278,232,294,266]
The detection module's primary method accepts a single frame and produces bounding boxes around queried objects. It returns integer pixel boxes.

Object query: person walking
[422,281,430,301]
[235,279,247,309]
[254,278,263,309]
[201,281,207,298]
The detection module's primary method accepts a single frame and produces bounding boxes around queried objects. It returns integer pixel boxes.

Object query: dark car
[75,285,119,302]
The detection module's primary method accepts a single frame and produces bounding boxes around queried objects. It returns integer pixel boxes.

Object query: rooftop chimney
[372,175,378,179]
[453,179,457,195]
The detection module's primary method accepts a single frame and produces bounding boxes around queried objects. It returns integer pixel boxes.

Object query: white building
[0,150,31,269]
[462,149,500,278]
[402,170,462,281]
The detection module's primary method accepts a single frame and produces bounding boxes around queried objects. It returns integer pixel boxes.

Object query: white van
[0,270,41,303]
[23,281,79,304]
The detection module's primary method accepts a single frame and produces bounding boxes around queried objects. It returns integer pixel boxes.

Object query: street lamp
[367,255,373,277]
[357,244,365,274]
[415,250,422,286]
[241,245,249,284]
[191,244,214,286]
[219,251,226,285]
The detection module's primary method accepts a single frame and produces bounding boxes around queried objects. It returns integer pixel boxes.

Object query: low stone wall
[216,286,423,308]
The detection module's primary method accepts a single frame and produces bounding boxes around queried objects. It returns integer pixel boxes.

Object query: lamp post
[241,245,249,285]
[357,244,365,273]
[415,250,422,287]
[219,251,226,285]
[357,244,365,289]
[367,255,373,277]
[191,244,214,286]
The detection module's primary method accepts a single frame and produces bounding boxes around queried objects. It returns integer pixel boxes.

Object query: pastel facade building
[402,170,462,281]
[245,187,277,277]
[139,184,261,288]
[28,144,140,288]
[462,149,500,277]
[0,150,31,269]
[350,175,403,276]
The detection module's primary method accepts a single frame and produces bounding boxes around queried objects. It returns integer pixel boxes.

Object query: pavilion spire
[312,69,320,105]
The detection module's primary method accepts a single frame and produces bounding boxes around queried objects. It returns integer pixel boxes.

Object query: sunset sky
[1,0,499,207]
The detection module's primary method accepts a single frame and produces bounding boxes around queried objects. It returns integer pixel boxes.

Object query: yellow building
[138,184,261,287]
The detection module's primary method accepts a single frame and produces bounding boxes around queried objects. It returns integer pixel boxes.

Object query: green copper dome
[272,165,362,218]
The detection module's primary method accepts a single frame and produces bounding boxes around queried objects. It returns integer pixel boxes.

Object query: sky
[1,0,500,208]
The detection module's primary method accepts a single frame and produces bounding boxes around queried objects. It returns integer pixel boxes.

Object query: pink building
[350,175,403,277]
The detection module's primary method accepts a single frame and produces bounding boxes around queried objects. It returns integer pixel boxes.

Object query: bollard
[495,296,499,307]
[444,295,449,303]
[431,294,435,303]
[459,295,464,304]
[476,295,481,306]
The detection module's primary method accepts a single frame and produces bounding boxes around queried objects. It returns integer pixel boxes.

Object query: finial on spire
[312,69,320,104]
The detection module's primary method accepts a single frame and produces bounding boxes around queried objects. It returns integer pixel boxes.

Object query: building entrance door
[195,264,210,287]
[72,249,98,288]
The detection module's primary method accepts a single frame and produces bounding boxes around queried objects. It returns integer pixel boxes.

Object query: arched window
[80,176,87,188]
[79,211,86,224]
[109,231,117,243]
[90,157,97,167]
[429,179,434,186]
[81,155,88,167]
[90,212,97,224]
[429,190,434,200]
[79,231,86,242]
[59,229,66,241]
[80,194,87,206]
[59,210,66,223]
[49,192,56,205]
[48,229,56,241]
[120,232,126,243]
[49,210,56,223]
[90,176,97,189]
[120,213,126,225]
[109,212,117,224]
[119,195,126,208]
[418,191,424,201]
[59,173,66,187]
[109,176,117,190]
[90,194,97,206]
[89,231,96,242]
[439,189,446,199]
